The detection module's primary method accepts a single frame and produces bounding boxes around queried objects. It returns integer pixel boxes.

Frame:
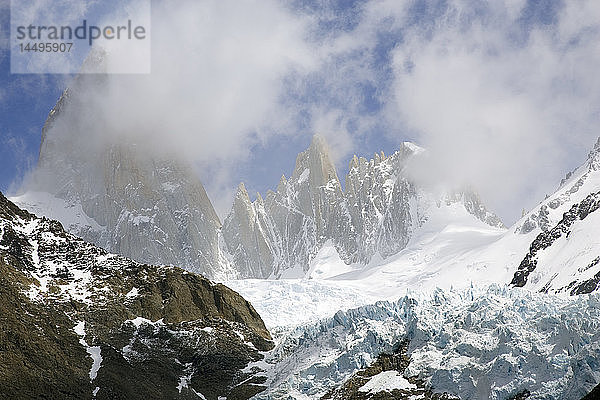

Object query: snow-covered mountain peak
[222,135,506,278]
[24,73,508,283]
[447,187,505,228]
[587,136,600,171]
[345,141,420,182]
[401,141,425,155]
[255,190,265,205]
[348,154,360,171]
[502,137,600,294]
[230,183,253,215]
[17,73,233,279]
[235,182,250,201]
[516,136,600,236]
[275,174,287,194]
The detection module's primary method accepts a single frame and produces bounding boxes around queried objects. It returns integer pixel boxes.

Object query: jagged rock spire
[292,134,341,188]
[222,135,507,278]
[26,71,231,279]
[588,136,600,171]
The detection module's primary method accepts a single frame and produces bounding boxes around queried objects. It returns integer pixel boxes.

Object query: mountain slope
[0,192,272,399]
[18,73,505,281]
[222,137,600,399]
[20,72,599,288]
[510,137,600,294]
[223,136,355,278]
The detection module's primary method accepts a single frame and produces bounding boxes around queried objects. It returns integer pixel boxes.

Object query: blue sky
[1,0,599,223]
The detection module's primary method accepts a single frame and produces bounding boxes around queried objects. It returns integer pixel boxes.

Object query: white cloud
[29,0,600,223]
[311,108,356,165]
[36,0,318,215]
[387,0,600,223]
[97,0,316,156]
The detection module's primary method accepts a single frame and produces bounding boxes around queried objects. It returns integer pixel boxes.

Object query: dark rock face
[322,340,459,400]
[0,192,273,399]
[0,258,91,399]
[506,390,531,400]
[511,190,600,289]
[568,257,600,295]
[581,383,600,400]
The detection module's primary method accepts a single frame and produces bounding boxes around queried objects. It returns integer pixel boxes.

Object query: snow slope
[227,139,600,323]
[225,201,514,329]
[10,191,104,236]
[509,137,600,293]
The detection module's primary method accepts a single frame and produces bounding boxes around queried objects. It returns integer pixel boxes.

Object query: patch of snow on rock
[358,371,416,393]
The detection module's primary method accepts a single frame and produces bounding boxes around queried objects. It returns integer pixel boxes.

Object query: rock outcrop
[511,190,600,293]
[0,192,273,399]
[510,137,600,294]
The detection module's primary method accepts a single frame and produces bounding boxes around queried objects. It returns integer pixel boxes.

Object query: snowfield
[358,371,417,393]
[225,201,521,331]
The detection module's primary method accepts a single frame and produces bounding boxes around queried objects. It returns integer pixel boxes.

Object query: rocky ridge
[222,136,504,278]
[512,190,600,293]
[0,192,273,399]
[509,137,600,294]
[516,137,600,235]
[20,67,506,280]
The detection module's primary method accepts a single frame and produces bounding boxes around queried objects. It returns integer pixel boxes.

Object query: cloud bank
[27,0,600,222]
[285,0,600,223]
[388,0,600,222]
[35,0,317,214]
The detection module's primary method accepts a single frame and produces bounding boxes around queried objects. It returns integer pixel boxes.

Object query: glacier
[228,283,600,399]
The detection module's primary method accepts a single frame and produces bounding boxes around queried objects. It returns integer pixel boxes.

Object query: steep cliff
[20,75,232,279]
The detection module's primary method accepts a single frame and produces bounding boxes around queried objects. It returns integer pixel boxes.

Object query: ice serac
[254,286,600,399]
[19,73,232,279]
[223,136,505,278]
